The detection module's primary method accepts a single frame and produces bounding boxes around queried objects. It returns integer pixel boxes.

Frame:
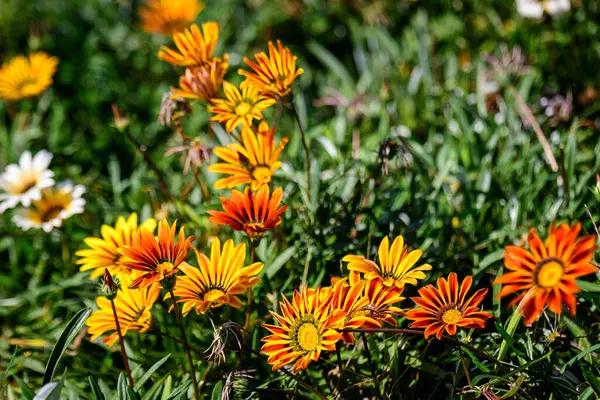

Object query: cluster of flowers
[0,150,85,232]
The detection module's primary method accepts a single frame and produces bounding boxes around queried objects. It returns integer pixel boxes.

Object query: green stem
[110,300,134,387]
[290,104,312,211]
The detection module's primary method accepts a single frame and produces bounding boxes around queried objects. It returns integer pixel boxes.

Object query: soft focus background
[2,0,600,398]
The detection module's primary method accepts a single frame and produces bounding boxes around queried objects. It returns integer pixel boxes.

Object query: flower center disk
[536,260,563,288]
[234,101,252,116]
[441,309,462,324]
[296,322,320,352]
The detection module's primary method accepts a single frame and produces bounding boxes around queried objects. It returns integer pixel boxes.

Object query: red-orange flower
[495,223,597,325]
[359,277,405,327]
[405,273,492,339]
[158,22,220,67]
[171,57,229,103]
[207,185,287,241]
[119,219,195,289]
[329,278,380,343]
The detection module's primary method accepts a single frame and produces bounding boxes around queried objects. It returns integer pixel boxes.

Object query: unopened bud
[111,104,130,132]
[100,269,120,300]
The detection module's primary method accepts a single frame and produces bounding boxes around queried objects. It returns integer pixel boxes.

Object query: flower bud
[100,269,120,300]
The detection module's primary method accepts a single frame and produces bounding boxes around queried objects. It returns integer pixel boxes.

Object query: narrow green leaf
[211,381,224,400]
[12,375,35,400]
[159,375,173,400]
[265,246,297,279]
[134,354,171,392]
[577,280,600,292]
[165,380,191,400]
[582,369,600,396]
[561,344,600,373]
[563,316,594,366]
[43,307,91,385]
[34,374,65,400]
[88,376,105,400]
[141,374,169,400]
[497,309,521,362]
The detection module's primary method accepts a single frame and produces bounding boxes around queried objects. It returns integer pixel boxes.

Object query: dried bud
[100,269,120,300]
[111,104,130,133]
[221,370,255,400]
[205,321,244,365]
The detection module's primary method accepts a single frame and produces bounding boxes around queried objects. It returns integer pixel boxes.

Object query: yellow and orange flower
[238,40,304,99]
[171,57,228,102]
[76,213,157,279]
[158,22,220,67]
[329,279,380,343]
[209,81,276,132]
[209,123,289,190]
[405,273,492,339]
[207,185,287,241]
[261,286,345,372]
[343,235,432,289]
[86,275,160,347]
[139,0,204,35]
[0,53,59,101]
[359,277,405,327]
[495,223,597,325]
[166,238,263,315]
[119,219,195,289]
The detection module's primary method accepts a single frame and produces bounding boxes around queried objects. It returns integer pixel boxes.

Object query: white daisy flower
[12,182,86,232]
[516,0,570,19]
[0,150,55,213]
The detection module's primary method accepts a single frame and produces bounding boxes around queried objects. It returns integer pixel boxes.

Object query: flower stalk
[290,103,312,211]
[110,299,134,387]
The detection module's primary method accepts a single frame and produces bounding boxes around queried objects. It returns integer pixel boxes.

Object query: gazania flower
[158,22,219,67]
[119,219,195,289]
[495,223,597,325]
[239,40,304,99]
[171,57,228,102]
[343,235,432,289]
[209,123,289,190]
[12,183,85,232]
[0,150,54,213]
[405,272,492,339]
[208,82,276,132]
[359,277,405,326]
[139,0,204,35]
[86,275,160,346]
[207,185,287,241]
[261,286,345,372]
[76,213,157,279]
[0,53,59,101]
[166,238,264,315]
[516,0,570,19]
[329,279,380,343]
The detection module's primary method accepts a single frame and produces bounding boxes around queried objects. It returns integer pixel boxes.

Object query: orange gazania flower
[359,277,405,327]
[86,275,160,346]
[207,185,287,241]
[158,22,219,67]
[329,279,380,344]
[119,219,195,289]
[405,273,492,339]
[238,40,304,99]
[171,57,228,102]
[139,0,204,36]
[208,81,276,132]
[261,286,345,372]
[343,235,431,289]
[166,238,263,315]
[209,123,289,190]
[495,223,597,325]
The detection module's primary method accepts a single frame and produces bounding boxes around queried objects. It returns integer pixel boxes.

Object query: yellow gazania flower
[209,122,289,190]
[158,22,219,67]
[76,213,157,279]
[238,40,304,99]
[343,235,432,289]
[171,57,228,102]
[329,278,380,344]
[0,53,59,101]
[119,219,195,289]
[86,275,160,346]
[12,182,85,233]
[208,81,276,132]
[139,0,204,35]
[261,286,345,372]
[166,238,264,315]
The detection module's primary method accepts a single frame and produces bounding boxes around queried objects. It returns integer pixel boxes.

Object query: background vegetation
[1,0,600,398]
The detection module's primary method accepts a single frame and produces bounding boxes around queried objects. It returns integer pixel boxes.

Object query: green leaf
[134,354,171,392]
[12,376,35,400]
[306,41,354,94]
[265,246,297,279]
[561,343,600,373]
[165,380,191,400]
[88,376,105,400]
[142,374,170,400]
[563,316,594,365]
[211,381,224,400]
[497,308,521,363]
[117,373,141,400]
[43,307,91,384]
[582,369,600,396]
[577,280,600,292]
[34,374,65,400]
